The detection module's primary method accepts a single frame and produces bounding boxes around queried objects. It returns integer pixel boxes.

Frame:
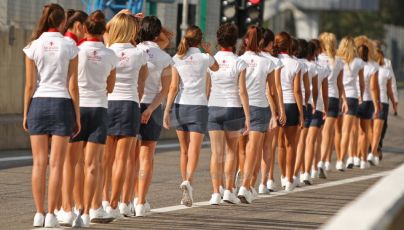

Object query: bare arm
[274,67,286,125]
[206,72,211,99]
[337,70,348,113]
[23,57,37,131]
[311,75,318,112]
[201,42,219,71]
[67,56,81,136]
[238,69,250,134]
[358,69,365,103]
[370,71,380,116]
[322,78,329,113]
[303,72,310,106]
[293,71,304,127]
[106,68,116,94]
[137,64,148,101]
[267,72,277,119]
[387,79,397,113]
[163,66,179,128]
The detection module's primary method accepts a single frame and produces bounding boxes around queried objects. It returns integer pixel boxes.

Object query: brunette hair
[259,28,275,51]
[296,39,308,59]
[375,48,385,66]
[64,9,88,33]
[30,3,65,41]
[217,23,238,51]
[357,45,369,62]
[238,25,262,55]
[85,10,106,35]
[290,38,299,57]
[273,31,292,56]
[138,16,162,42]
[307,40,317,61]
[177,25,203,58]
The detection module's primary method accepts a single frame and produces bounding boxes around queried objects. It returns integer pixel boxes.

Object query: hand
[269,117,278,130]
[322,112,327,120]
[242,118,250,136]
[201,42,212,54]
[134,12,144,19]
[312,105,317,114]
[342,99,348,114]
[373,103,381,119]
[141,108,153,124]
[72,119,81,138]
[22,116,28,132]
[299,114,304,129]
[393,102,398,115]
[163,111,171,129]
[278,111,286,126]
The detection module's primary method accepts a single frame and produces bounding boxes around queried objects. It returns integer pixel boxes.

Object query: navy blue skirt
[107,101,140,137]
[284,103,299,126]
[357,101,374,120]
[327,97,340,118]
[346,98,359,116]
[70,107,108,144]
[208,107,245,131]
[139,103,163,141]
[303,104,313,128]
[27,97,75,136]
[377,103,389,121]
[310,110,324,128]
[172,104,208,134]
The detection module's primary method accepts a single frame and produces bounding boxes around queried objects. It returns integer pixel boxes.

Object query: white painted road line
[0,141,211,163]
[151,170,390,213]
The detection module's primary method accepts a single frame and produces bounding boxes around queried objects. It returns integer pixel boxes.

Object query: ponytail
[273,31,292,57]
[238,26,261,55]
[176,25,202,58]
[30,3,65,41]
[85,10,106,36]
[64,9,88,33]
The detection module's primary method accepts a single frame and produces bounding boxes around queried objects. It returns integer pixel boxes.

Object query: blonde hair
[337,36,357,65]
[319,32,337,61]
[108,13,138,46]
[354,35,377,62]
[177,25,202,58]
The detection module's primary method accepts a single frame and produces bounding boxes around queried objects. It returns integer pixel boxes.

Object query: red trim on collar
[64,32,79,44]
[220,47,233,52]
[280,51,289,54]
[47,28,59,32]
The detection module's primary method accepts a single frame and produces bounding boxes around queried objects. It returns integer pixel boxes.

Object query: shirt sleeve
[207,54,215,67]
[69,44,79,60]
[236,58,248,73]
[275,58,283,70]
[141,50,148,66]
[23,43,36,60]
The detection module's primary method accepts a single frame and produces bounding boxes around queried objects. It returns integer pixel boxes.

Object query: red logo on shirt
[87,49,101,62]
[43,40,59,52]
[220,59,230,68]
[119,51,129,66]
[248,59,257,68]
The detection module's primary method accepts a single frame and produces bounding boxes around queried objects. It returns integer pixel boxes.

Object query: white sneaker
[293,176,301,187]
[33,212,44,227]
[266,180,276,192]
[281,176,287,189]
[346,157,354,169]
[219,185,225,198]
[209,193,221,205]
[73,207,81,216]
[44,213,59,228]
[237,186,253,204]
[133,198,151,213]
[135,204,146,217]
[354,157,361,167]
[102,200,110,211]
[299,173,305,183]
[317,161,327,179]
[360,160,368,169]
[80,214,90,228]
[223,189,240,204]
[325,161,331,171]
[374,156,380,166]
[250,187,258,199]
[90,207,114,223]
[258,184,269,194]
[57,208,76,227]
[180,181,193,207]
[336,161,345,171]
[105,206,123,219]
[302,172,312,185]
[285,180,295,192]
[118,202,132,217]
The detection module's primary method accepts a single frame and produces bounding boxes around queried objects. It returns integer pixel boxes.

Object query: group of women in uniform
[23,4,398,228]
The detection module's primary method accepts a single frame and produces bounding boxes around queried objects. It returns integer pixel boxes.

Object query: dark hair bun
[217,23,238,49]
[85,10,106,35]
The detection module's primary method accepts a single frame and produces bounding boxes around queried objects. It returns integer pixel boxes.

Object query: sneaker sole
[303,180,312,185]
[368,160,375,166]
[59,222,73,227]
[318,168,327,179]
[90,217,115,224]
[347,164,354,169]
[223,199,238,204]
[237,195,250,204]
[180,185,192,207]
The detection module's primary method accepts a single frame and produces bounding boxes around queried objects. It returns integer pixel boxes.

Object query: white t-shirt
[278,54,301,103]
[239,51,276,107]
[108,43,148,103]
[341,57,365,98]
[78,41,118,108]
[261,52,283,70]
[172,47,215,105]
[208,51,247,107]
[297,59,311,104]
[362,61,379,101]
[23,32,79,98]
[312,62,331,112]
[378,65,392,103]
[137,41,172,104]
[317,53,344,99]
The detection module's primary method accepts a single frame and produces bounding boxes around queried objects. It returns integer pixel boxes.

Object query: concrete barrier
[323,163,404,230]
